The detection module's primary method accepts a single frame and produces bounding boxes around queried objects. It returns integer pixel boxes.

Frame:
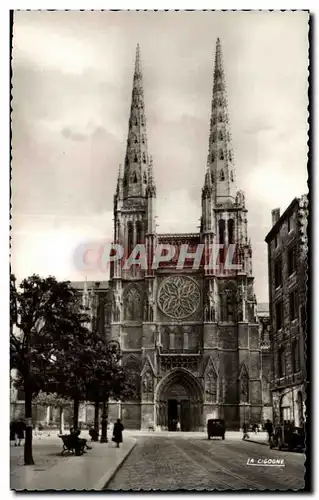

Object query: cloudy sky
[11,10,308,302]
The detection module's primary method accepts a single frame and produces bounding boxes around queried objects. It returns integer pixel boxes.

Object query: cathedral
[103,39,271,431]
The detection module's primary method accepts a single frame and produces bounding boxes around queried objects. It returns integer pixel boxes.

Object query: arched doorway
[155,369,203,431]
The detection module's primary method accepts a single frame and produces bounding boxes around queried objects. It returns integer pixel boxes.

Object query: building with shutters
[265,196,308,427]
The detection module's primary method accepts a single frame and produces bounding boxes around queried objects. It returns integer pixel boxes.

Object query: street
[106,433,305,491]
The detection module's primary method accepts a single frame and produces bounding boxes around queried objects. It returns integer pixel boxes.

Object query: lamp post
[100,340,121,444]
[100,400,109,443]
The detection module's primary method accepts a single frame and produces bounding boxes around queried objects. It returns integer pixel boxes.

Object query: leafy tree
[10,274,90,465]
[85,339,135,438]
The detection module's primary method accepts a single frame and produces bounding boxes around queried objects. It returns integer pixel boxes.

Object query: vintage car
[269,424,305,451]
[207,419,226,440]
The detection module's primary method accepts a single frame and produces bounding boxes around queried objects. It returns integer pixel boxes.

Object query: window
[212,131,216,143]
[229,151,232,162]
[278,346,286,378]
[123,175,127,187]
[275,300,283,330]
[125,155,129,167]
[211,172,214,183]
[289,289,298,321]
[211,152,215,162]
[288,246,296,276]
[134,135,138,144]
[132,172,138,183]
[143,172,147,184]
[134,154,138,163]
[219,219,225,244]
[292,339,300,374]
[230,171,234,182]
[17,389,25,401]
[219,150,224,160]
[142,152,146,163]
[220,169,225,181]
[136,221,143,244]
[219,130,223,141]
[274,258,282,288]
[228,219,235,245]
[127,222,134,254]
[219,114,223,123]
[213,116,216,125]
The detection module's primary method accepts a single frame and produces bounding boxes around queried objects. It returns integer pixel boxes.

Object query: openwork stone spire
[123,44,149,200]
[207,38,237,204]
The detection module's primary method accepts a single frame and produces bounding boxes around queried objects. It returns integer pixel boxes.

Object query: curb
[245,439,269,447]
[95,439,137,490]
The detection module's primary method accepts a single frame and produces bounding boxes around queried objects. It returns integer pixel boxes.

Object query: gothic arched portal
[155,369,203,431]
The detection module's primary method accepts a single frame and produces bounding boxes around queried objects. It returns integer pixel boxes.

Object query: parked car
[207,419,225,440]
[270,424,305,451]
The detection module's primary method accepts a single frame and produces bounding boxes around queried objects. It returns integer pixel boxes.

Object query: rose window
[157,276,201,320]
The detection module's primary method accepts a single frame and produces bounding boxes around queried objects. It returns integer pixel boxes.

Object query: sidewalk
[11,435,136,491]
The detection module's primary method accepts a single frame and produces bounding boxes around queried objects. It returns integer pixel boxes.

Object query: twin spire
[204,38,237,204]
[120,39,236,205]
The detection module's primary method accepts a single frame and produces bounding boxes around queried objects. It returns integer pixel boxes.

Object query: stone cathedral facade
[105,39,270,431]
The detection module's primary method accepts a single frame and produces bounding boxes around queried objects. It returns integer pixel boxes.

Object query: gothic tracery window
[123,286,142,321]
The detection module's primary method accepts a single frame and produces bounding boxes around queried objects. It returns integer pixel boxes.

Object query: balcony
[270,371,304,390]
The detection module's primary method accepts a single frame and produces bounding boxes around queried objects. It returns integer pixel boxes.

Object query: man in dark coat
[265,419,273,442]
[113,419,124,448]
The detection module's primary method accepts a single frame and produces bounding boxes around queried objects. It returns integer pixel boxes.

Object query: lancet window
[228,219,235,245]
[219,219,225,244]
[220,169,225,181]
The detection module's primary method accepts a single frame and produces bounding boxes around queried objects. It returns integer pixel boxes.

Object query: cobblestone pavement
[106,434,305,491]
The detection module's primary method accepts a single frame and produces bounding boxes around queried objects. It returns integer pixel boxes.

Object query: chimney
[271,208,280,227]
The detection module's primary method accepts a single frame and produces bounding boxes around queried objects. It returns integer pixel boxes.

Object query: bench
[58,434,86,456]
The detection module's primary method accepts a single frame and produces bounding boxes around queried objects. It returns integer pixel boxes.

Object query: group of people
[10,419,26,446]
[10,418,124,449]
[242,420,273,441]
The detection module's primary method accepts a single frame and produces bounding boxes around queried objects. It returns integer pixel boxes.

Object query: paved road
[106,434,305,491]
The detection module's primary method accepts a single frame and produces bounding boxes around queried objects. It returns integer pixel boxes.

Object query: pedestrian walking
[14,419,26,446]
[113,419,124,448]
[265,419,273,443]
[242,422,249,440]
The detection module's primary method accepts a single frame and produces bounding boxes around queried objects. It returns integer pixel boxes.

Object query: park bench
[58,434,86,456]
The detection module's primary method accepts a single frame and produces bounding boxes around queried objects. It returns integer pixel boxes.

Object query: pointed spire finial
[134,43,142,76]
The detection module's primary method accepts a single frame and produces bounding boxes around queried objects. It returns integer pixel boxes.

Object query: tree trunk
[59,408,65,434]
[94,402,99,433]
[24,384,34,465]
[73,399,79,428]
